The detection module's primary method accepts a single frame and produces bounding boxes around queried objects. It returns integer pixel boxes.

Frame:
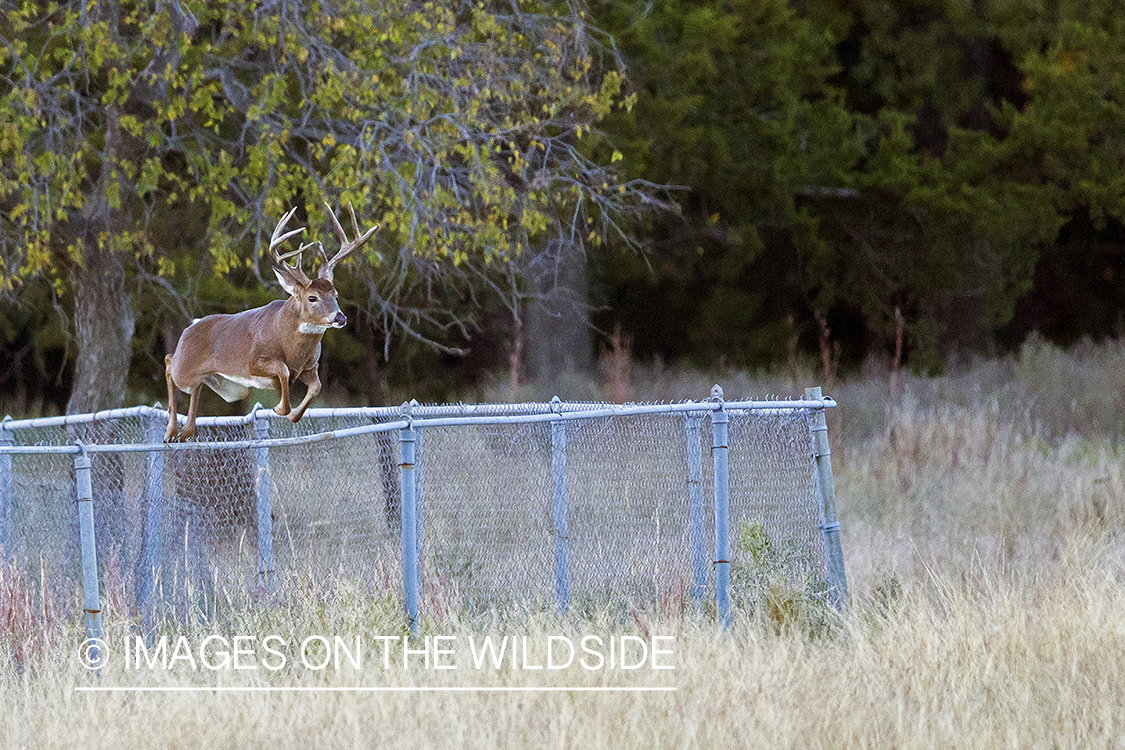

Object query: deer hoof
[287,411,303,423]
[273,403,288,416]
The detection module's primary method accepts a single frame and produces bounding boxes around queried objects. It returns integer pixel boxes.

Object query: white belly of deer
[221,374,276,390]
[201,373,276,402]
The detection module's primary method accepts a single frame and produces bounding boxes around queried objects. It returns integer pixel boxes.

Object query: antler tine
[324,201,349,246]
[349,203,361,239]
[273,240,318,266]
[273,247,302,262]
[270,206,298,241]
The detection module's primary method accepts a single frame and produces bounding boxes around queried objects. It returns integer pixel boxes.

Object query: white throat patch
[298,322,329,334]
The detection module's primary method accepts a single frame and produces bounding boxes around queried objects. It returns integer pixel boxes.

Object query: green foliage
[738,520,778,573]
[595,0,1125,370]
[732,519,833,635]
[591,0,854,366]
[798,1,1125,362]
[0,0,651,270]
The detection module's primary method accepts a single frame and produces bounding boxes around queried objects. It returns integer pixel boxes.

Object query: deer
[163,204,379,442]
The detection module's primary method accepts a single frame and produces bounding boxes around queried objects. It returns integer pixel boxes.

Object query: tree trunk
[525,240,592,386]
[66,243,135,414]
[63,242,135,595]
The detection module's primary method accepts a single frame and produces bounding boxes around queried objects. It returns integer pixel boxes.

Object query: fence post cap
[709,384,724,402]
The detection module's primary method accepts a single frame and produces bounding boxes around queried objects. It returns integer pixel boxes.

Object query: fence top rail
[0,391,835,433]
[1,404,167,431]
[0,392,836,455]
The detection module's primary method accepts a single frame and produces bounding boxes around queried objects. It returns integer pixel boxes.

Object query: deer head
[268,203,380,332]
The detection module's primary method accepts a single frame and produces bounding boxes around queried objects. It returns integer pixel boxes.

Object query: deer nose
[333,312,347,327]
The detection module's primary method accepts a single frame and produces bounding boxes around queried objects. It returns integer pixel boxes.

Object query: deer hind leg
[288,368,322,423]
[164,355,180,442]
[179,387,203,441]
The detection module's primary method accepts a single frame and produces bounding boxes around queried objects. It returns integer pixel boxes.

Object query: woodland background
[1,0,1122,415]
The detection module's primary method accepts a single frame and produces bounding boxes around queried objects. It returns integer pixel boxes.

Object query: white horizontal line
[75,686,677,693]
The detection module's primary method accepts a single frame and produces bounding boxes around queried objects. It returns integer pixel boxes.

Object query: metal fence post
[414,409,424,563]
[0,417,12,559]
[74,447,103,670]
[253,407,274,593]
[805,386,849,610]
[400,417,419,635]
[137,413,165,619]
[550,406,569,614]
[710,385,731,628]
[684,409,707,609]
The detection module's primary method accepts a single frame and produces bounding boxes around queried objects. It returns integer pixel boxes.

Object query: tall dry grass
[5,337,1125,747]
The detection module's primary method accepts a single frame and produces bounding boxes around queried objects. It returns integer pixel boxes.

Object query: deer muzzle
[332,312,347,328]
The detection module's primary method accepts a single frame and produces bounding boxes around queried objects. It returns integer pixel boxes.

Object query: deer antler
[269,207,315,285]
[318,202,380,282]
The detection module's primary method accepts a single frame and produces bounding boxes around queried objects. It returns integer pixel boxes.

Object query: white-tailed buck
[164,204,378,442]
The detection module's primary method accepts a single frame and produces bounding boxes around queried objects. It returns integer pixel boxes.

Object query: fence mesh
[0,399,836,621]
[728,409,828,604]
[565,414,709,613]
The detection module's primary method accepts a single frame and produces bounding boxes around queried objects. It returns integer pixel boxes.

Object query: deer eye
[308,295,319,303]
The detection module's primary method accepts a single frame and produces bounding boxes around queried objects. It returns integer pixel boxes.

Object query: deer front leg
[253,358,292,416]
[287,367,322,423]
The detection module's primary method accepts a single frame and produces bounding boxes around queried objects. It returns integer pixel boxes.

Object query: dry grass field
[4,335,1125,748]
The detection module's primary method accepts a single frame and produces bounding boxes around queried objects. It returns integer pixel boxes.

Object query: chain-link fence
[0,388,846,632]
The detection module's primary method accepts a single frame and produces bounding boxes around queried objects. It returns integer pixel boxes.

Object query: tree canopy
[0,0,666,411]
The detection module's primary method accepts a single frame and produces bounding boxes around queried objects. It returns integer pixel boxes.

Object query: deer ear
[273,266,303,297]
